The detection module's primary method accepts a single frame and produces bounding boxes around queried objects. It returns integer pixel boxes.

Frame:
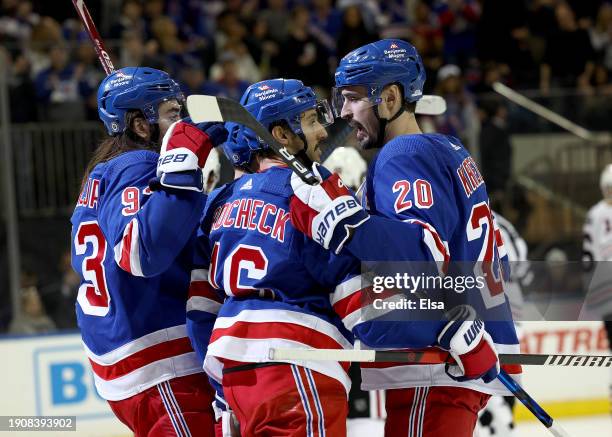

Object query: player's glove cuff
[157,121,214,178]
[157,147,200,177]
[149,170,204,192]
[289,163,369,254]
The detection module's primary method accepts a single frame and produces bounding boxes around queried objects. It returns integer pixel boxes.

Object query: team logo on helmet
[253,86,277,100]
[109,70,131,87]
[390,43,399,49]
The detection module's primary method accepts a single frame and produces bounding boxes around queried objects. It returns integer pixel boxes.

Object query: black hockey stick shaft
[500,353,611,367]
[187,95,318,184]
[373,351,611,367]
[270,347,611,367]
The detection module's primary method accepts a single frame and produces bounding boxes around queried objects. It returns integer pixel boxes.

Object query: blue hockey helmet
[224,78,333,168]
[332,39,426,116]
[97,67,184,136]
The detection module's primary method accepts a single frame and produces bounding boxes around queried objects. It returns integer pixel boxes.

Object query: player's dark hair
[405,101,417,113]
[79,110,155,193]
[269,119,293,135]
[250,148,277,168]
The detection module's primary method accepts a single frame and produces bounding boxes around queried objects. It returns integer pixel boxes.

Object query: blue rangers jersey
[70,150,206,401]
[187,165,356,394]
[331,133,521,395]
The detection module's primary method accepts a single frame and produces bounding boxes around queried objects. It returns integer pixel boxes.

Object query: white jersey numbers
[466,202,506,309]
[209,242,270,298]
[74,221,112,316]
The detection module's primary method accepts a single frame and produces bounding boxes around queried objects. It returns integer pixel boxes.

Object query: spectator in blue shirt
[34,45,88,121]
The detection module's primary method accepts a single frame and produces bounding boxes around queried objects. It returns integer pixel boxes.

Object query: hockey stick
[71,0,115,75]
[497,370,570,437]
[73,0,318,184]
[268,348,612,367]
[187,95,318,184]
[269,348,573,436]
[415,95,446,115]
[186,94,447,184]
[492,82,610,144]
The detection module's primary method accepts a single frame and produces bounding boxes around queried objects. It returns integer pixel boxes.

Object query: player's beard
[352,120,379,150]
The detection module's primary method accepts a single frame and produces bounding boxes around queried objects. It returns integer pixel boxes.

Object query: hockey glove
[290,163,369,254]
[184,118,229,148]
[437,305,500,383]
[151,120,227,192]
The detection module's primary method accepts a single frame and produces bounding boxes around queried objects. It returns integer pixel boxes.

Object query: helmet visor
[331,86,447,117]
[315,99,335,127]
[330,86,379,118]
[143,93,185,125]
[296,99,335,134]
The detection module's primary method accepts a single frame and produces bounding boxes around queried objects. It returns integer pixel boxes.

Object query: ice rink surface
[347,415,612,436]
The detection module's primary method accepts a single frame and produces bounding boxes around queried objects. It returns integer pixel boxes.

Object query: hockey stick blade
[415,95,446,115]
[269,348,612,367]
[187,95,318,184]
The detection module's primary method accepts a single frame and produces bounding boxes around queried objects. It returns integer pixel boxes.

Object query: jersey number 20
[74,221,111,316]
[392,179,434,213]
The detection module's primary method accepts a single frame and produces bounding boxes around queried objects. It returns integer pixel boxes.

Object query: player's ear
[388,85,402,109]
[130,116,150,141]
[380,85,401,118]
[271,125,290,145]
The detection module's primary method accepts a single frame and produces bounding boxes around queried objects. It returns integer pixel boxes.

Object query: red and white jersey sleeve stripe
[331,274,402,331]
[405,218,450,274]
[113,218,144,277]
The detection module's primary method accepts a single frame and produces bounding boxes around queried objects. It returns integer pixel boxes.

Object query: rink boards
[0,321,608,435]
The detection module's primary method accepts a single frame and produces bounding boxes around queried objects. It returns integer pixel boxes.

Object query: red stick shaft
[71,0,115,75]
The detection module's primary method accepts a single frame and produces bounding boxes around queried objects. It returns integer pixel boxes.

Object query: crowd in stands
[1,0,611,122]
[1,0,611,332]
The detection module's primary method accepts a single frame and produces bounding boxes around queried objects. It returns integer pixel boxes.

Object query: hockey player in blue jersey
[289,40,521,437]
[71,67,227,436]
[186,78,362,436]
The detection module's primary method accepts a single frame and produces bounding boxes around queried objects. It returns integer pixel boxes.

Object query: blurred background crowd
[2,0,612,124]
[1,0,611,334]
